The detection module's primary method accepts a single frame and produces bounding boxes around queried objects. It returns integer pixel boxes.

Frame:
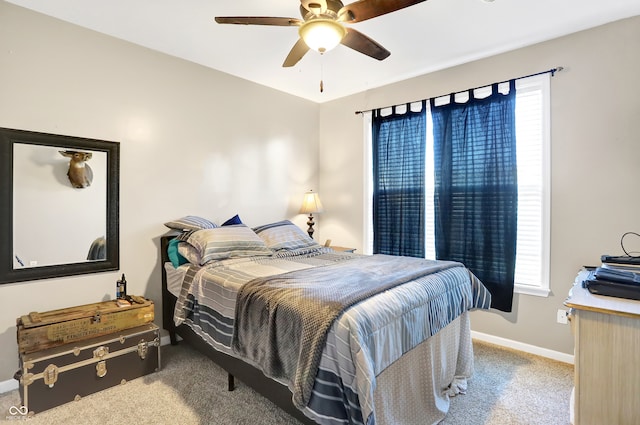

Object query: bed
[160,219,491,425]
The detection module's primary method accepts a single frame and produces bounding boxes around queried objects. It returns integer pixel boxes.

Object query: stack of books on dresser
[583,255,640,301]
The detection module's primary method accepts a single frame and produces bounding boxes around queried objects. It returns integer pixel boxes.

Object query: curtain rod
[354,66,564,115]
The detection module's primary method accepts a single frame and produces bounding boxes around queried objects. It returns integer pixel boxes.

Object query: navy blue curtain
[372,102,426,257]
[431,81,518,312]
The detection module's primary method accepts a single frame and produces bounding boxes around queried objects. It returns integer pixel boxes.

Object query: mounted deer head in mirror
[59,150,94,188]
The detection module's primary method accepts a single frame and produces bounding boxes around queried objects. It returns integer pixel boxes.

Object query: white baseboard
[0,378,18,394]
[0,334,176,394]
[160,334,173,346]
[472,330,574,364]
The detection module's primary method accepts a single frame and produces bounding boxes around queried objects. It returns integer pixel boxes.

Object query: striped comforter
[173,248,491,425]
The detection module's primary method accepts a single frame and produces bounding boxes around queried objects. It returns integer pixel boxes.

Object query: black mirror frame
[0,127,119,284]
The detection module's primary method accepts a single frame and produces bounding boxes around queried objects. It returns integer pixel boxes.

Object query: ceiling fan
[215,0,427,67]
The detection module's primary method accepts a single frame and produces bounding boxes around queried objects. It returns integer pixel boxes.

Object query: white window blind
[513,74,550,295]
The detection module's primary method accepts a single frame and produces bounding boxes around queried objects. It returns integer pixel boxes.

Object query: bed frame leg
[228,373,235,391]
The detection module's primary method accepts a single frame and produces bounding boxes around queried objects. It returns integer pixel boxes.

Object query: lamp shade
[299,19,346,53]
[299,191,324,214]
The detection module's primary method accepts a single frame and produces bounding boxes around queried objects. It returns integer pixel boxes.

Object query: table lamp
[299,190,324,238]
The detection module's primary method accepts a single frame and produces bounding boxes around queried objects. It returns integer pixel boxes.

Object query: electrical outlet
[556,309,568,325]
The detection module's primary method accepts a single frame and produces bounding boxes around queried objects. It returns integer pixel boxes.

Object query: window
[364,73,550,296]
[512,74,550,296]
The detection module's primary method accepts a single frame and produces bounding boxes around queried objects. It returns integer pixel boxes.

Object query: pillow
[178,242,201,265]
[164,216,217,231]
[186,225,272,264]
[167,238,189,268]
[222,214,243,226]
[253,220,321,251]
[175,230,195,242]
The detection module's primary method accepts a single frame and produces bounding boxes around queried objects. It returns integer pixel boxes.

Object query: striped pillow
[164,216,217,231]
[187,225,272,264]
[177,241,201,265]
[253,220,321,251]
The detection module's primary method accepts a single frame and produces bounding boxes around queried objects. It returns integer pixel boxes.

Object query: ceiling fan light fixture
[299,19,346,53]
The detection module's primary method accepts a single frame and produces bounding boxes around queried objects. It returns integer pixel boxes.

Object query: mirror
[0,127,119,284]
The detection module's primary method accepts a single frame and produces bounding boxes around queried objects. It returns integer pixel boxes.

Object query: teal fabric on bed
[167,238,189,268]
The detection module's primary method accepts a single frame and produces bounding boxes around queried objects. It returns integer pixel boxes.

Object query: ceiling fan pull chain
[320,59,324,93]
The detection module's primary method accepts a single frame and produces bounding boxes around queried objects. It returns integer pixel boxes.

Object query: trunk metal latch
[96,361,107,378]
[137,337,159,360]
[137,340,148,360]
[43,364,59,388]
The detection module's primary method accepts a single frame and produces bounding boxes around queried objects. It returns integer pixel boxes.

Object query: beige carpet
[0,340,573,424]
[443,341,573,425]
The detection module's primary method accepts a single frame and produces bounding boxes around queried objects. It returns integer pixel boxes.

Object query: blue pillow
[167,238,189,268]
[222,214,243,226]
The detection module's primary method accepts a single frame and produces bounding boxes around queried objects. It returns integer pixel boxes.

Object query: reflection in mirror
[0,127,119,284]
[13,144,107,268]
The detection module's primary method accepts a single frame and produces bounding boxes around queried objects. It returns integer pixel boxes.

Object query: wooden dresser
[565,277,640,425]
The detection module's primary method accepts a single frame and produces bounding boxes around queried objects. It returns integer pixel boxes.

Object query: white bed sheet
[164,262,187,297]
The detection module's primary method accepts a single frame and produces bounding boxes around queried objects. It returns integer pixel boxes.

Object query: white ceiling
[6,0,640,103]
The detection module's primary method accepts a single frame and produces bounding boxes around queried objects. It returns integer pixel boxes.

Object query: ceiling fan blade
[338,0,426,23]
[300,0,328,15]
[340,27,390,61]
[283,38,311,67]
[215,16,302,26]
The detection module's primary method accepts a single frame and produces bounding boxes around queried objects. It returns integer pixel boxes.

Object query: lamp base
[306,214,315,239]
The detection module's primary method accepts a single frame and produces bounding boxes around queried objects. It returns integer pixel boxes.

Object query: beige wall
[0,2,319,382]
[318,15,640,356]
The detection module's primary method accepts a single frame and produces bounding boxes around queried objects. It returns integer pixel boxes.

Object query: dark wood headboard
[160,232,180,342]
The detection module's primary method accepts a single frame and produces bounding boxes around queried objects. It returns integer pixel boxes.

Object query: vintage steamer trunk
[17,299,155,355]
[16,323,160,415]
